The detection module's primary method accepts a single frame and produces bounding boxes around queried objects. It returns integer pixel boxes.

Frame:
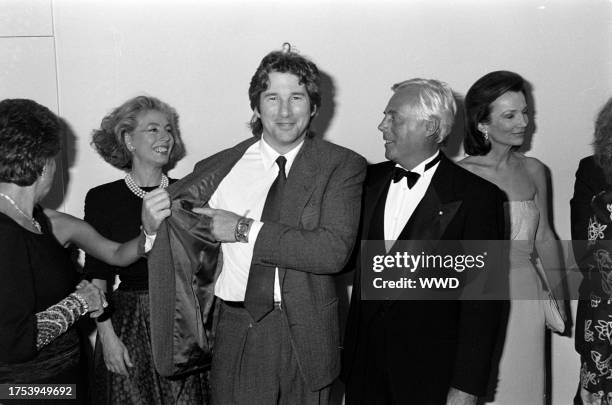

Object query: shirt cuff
[248,220,263,245]
[144,230,157,253]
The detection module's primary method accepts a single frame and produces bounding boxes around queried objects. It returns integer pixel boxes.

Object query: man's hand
[142,189,171,234]
[193,207,241,242]
[446,387,477,405]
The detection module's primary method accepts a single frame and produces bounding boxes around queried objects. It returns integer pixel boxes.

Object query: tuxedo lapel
[396,153,462,243]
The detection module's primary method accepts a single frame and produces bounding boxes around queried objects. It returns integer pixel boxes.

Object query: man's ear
[310,104,318,117]
[254,107,261,118]
[425,118,440,137]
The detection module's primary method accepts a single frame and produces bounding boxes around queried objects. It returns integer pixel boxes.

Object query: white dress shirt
[210,137,303,302]
[384,151,440,243]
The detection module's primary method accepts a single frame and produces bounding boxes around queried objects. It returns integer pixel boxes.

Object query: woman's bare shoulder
[457,155,491,173]
[516,153,546,177]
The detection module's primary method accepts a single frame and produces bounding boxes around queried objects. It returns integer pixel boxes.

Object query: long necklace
[0,192,41,232]
[124,173,169,199]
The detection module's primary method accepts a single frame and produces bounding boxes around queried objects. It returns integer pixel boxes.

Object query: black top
[0,207,80,381]
[83,179,175,291]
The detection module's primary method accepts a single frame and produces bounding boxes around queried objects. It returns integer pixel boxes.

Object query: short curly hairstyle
[593,97,612,181]
[248,49,321,136]
[91,96,185,171]
[0,99,61,186]
[464,71,525,156]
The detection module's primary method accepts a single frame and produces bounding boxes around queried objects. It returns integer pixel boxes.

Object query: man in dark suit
[144,47,366,404]
[342,78,505,405]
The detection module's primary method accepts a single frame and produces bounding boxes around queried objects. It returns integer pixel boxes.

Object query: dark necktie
[392,153,441,189]
[244,156,287,321]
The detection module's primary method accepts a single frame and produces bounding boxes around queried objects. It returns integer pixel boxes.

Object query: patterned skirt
[576,296,612,404]
[91,289,209,405]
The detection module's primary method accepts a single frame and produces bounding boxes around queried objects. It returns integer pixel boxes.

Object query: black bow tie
[392,154,441,189]
[393,168,420,188]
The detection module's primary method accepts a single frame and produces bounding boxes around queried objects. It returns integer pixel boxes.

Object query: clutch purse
[533,257,565,333]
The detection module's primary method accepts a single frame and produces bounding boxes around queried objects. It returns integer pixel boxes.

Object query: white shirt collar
[396,151,440,176]
[259,137,304,174]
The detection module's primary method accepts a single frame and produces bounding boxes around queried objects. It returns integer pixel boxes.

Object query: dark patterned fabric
[36,294,86,350]
[91,290,208,405]
[572,156,612,403]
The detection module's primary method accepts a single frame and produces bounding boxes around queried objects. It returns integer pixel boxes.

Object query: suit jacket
[342,153,506,403]
[148,135,367,390]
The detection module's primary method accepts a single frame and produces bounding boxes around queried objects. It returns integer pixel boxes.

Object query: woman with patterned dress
[572,96,612,405]
[86,96,208,405]
[458,71,566,404]
[0,99,154,404]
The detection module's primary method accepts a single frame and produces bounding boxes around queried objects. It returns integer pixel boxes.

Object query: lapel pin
[438,210,444,216]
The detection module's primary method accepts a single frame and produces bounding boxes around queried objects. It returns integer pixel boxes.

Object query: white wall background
[3,0,612,403]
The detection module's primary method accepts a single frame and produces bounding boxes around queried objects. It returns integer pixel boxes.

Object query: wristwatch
[235,217,254,243]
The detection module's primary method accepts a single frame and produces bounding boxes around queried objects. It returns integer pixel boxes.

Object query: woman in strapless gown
[495,200,546,403]
[458,71,565,404]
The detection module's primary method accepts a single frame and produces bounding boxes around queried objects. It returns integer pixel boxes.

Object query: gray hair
[392,78,456,143]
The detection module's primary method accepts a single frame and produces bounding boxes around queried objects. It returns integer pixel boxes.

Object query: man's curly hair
[248,49,321,137]
[0,99,60,186]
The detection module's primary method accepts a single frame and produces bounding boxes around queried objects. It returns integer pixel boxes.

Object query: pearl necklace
[0,192,42,232]
[124,173,169,199]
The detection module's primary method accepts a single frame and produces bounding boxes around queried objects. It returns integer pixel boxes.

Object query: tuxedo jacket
[342,153,506,402]
[147,135,366,390]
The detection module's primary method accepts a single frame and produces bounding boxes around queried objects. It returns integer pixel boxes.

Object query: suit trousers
[345,307,449,405]
[345,308,395,405]
[210,301,331,405]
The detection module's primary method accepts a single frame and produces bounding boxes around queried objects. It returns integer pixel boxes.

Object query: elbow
[310,237,354,274]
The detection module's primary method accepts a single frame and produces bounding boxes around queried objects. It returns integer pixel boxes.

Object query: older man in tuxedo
[342,78,505,405]
[144,47,366,405]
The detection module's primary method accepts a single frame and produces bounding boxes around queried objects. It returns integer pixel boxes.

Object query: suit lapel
[363,162,395,241]
[277,136,318,286]
[281,136,317,226]
[169,137,258,207]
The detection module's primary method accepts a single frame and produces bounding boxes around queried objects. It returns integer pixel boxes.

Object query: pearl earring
[482,129,489,142]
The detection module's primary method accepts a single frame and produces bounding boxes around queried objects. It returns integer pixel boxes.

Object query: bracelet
[140,225,156,238]
[96,301,114,323]
[70,292,89,315]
